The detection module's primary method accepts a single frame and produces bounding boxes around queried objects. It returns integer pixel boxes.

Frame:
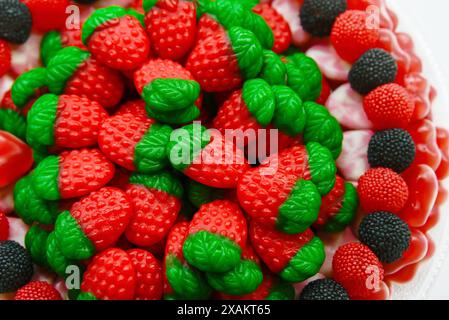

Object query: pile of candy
[0,0,448,300]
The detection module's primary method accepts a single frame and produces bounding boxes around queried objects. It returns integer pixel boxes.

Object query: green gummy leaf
[46,46,90,94]
[228,26,263,80]
[285,53,322,102]
[143,78,201,113]
[26,93,59,148]
[40,31,63,67]
[25,225,50,268]
[14,175,60,225]
[31,155,61,201]
[306,142,336,196]
[277,179,321,234]
[0,109,27,141]
[259,50,287,85]
[183,230,242,273]
[142,0,158,13]
[280,236,325,282]
[166,123,211,172]
[11,68,47,108]
[146,104,200,125]
[165,255,212,300]
[46,231,75,276]
[187,180,225,208]
[14,176,34,225]
[241,11,274,50]
[266,281,296,300]
[134,123,172,174]
[77,292,98,300]
[31,143,49,164]
[242,78,275,127]
[323,182,359,233]
[129,171,184,198]
[82,6,128,44]
[207,0,247,30]
[271,85,306,136]
[54,211,95,260]
[206,260,263,296]
[303,101,343,159]
[241,0,260,9]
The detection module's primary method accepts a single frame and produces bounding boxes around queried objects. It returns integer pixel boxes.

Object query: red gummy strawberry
[196,0,274,49]
[52,187,133,262]
[357,167,409,214]
[144,0,197,60]
[26,94,108,149]
[314,175,359,232]
[186,26,263,93]
[332,242,385,299]
[167,123,250,189]
[196,13,224,44]
[212,79,274,138]
[127,248,163,300]
[0,210,9,240]
[206,243,263,296]
[80,248,136,300]
[183,200,247,273]
[331,10,380,63]
[31,148,115,200]
[163,221,212,299]
[115,99,147,118]
[363,83,414,130]
[0,40,11,77]
[250,221,325,282]
[14,281,62,300]
[98,113,172,173]
[134,58,201,124]
[22,0,69,32]
[252,3,292,54]
[213,82,307,149]
[82,6,150,70]
[217,272,295,300]
[238,143,336,234]
[125,172,183,247]
[46,46,124,108]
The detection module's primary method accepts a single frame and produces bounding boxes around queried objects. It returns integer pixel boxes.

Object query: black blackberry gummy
[0,240,34,293]
[368,128,416,173]
[358,211,411,264]
[299,278,349,300]
[300,0,347,37]
[349,48,398,95]
[0,0,32,44]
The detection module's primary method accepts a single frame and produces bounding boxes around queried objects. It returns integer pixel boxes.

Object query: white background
[393,0,449,299]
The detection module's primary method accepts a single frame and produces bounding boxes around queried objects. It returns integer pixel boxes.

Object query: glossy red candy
[384,228,428,276]
[404,73,432,121]
[408,119,442,171]
[0,131,33,188]
[399,164,438,228]
[0,210,8,240]
[435,127,449,180]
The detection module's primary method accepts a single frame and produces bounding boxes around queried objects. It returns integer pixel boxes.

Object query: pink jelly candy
[326,84,373,130]
[337,130,374,182]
